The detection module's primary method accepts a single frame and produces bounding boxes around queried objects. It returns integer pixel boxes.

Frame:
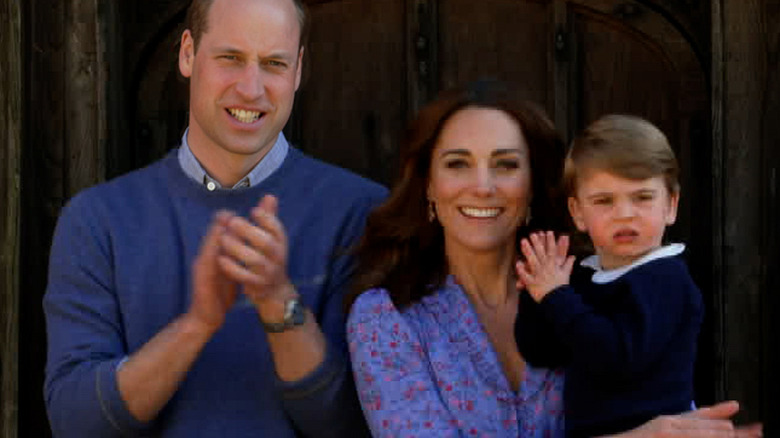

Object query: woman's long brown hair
[346,80,570,311]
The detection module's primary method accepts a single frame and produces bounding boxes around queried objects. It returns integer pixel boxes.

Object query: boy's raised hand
[516,231,575,302]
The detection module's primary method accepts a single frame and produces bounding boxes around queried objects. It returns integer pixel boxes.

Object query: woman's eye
[496,159,520,170]
[444,160,468,169]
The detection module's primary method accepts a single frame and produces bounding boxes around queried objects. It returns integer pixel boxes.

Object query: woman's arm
[605,401,762,438]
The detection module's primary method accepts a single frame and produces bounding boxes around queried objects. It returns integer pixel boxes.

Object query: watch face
[289,299,305,326]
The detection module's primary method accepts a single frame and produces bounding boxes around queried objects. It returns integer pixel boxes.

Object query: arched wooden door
[127,0,713,397]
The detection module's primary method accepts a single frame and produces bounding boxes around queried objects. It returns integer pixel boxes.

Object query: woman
[346,81,761,437]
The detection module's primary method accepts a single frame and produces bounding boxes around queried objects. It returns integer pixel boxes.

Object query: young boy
[515,115,703,437]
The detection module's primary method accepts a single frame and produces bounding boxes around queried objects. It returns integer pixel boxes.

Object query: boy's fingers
[529,233,547,261]
[563,255,576,275]
[521,238,540,271]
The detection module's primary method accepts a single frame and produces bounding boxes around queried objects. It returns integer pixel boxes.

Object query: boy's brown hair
[564,114,680,196]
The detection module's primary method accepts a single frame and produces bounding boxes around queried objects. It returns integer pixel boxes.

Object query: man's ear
[294,46,304,91]
[665,190,680,225]
[179,30,195,79]
[568,197,587,232]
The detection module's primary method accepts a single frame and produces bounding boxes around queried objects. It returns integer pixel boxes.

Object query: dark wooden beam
[721,0,767,425]
[760,1,780,434]
[0,0,22,435]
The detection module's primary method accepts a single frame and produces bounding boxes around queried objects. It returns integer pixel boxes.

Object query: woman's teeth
[460,207,501,218]
[228,108,261,123]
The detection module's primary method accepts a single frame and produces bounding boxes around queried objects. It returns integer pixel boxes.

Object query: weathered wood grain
[722,0,767,425]
[0,1,22,437]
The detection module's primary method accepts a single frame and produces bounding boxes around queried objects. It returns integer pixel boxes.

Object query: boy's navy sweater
[43,148,387,437]
[516,250,703,437]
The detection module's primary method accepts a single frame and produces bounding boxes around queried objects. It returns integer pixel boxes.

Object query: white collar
[580,243,686,284]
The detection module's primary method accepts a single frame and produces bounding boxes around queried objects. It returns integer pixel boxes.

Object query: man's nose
[235,64,265,100]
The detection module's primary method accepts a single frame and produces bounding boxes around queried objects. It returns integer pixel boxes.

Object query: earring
[524,207,532,226]
[428,200,436,222]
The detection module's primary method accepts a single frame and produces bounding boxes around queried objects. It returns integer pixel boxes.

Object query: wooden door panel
[567,1,708,258]
[439,0,552,106]
[564,0,712,403]
[292,0,407,184]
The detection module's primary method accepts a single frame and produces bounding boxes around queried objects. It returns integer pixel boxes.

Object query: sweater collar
[580,243,686,284]
[177,127,289,190]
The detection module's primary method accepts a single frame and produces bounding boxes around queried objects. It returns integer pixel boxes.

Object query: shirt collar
[177,127,289,191]
[581,243,686,284]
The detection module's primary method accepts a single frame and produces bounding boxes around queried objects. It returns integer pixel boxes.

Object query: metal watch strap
[260,298,306,333]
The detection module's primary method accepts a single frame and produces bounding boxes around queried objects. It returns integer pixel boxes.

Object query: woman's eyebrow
[439,149,470,157]
[492,148,524,157]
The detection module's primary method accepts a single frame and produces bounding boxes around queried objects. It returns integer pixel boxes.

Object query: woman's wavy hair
[347,80,569,310]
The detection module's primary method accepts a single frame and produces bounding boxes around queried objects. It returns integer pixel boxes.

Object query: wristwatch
[260,297,306,333]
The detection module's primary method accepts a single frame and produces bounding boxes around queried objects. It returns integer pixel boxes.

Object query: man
[43,0,385,436]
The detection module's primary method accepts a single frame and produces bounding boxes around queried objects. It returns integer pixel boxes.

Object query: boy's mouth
[613,229,638,243]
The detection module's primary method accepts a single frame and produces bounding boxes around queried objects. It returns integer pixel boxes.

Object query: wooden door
[125,0,713,399]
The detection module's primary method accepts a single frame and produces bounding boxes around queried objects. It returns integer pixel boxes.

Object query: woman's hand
[606,401,762,437]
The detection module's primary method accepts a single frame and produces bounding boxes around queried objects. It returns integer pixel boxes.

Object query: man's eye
[266,60,286,68]
[593,198,612,205]
[220,55,238,61]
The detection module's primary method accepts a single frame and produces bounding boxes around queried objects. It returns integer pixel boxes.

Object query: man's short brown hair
[564,114,680,196]
[185,0,308,52]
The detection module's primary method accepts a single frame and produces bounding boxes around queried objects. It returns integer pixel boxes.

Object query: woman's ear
[568,197,587,232]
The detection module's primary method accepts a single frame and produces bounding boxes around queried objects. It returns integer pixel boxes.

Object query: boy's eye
[635,193,655,202]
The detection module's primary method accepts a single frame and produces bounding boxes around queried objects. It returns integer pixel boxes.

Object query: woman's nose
[474,168,496,196]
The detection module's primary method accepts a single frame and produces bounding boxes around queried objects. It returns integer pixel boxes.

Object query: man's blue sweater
[44,147,387,437]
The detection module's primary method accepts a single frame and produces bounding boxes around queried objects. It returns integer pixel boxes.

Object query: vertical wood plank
[551,0,571,141]
[66,0,105,194]
[722,0,765,423]
[761,1,780,433]
[21,0,65,433]
[406,0,438,115]
[709,0,727,405]
[0,0,22,435]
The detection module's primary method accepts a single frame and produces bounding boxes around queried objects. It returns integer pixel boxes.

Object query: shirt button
[206,181,217,191]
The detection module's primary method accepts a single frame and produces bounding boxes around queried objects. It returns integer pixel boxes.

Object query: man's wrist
[259,297,306,333]
[254,284,306,332]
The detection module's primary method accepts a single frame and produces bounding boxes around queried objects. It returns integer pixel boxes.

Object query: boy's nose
[615,199,636,218]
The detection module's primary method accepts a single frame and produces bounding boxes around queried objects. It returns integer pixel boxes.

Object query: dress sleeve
[43,194,154,437]
[539,258,703,379]
[347,290,462,438]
